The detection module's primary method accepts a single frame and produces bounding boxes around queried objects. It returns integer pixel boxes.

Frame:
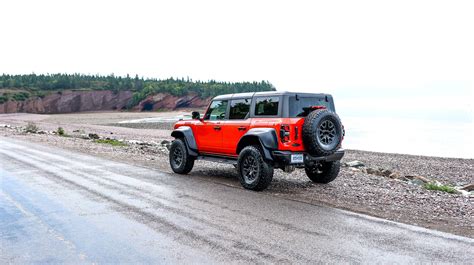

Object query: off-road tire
[237,145,274,191]
[169,138,195,174]
[305,161,341,183]
[302,109,343,156]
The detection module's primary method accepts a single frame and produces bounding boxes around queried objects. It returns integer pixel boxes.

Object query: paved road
[0,137,472,264]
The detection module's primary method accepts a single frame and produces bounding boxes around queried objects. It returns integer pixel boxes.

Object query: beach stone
[344,161,365,168]
[78,134,90,139]
[408,179,425,186]
[389,172,401,179]
[460,183,474,191]
[381,169,392,177]
[161,140,170,145]
[88,133,100,139]
[373,169,383,176]
[406,175,431,183]
[366,168,378,175]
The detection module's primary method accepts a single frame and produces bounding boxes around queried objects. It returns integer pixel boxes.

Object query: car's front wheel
[237,145,274,191]
[305,161,341,183]
[169,138,195,174]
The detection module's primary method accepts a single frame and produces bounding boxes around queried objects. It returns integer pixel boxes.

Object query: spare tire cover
[302,109,343,156]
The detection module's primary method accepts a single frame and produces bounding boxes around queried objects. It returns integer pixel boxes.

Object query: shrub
[57,127,65,136]
[24,122,39,133]
[36,91,47,99]
[94,139,127,147]
[424,183,457,194]
[12,92,30,101]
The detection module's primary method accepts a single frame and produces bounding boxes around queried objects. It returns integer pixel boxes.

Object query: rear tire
[169,139,195,174]
[237,146,274,191]
[305,161,341,183]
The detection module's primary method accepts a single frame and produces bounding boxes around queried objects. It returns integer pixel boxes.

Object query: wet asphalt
[0,137,473,264]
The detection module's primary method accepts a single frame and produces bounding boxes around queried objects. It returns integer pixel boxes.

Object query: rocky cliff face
[136,93,210,111]
[0,90,133,114]
[0,90,211,114]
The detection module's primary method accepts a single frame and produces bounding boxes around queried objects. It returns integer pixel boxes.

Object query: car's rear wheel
[237,145,273,191]
[305,161,340,183]
[169,138,195,174]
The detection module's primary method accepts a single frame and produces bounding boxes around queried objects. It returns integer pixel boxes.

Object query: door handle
[214,126,221,131]
[238,127,247,131]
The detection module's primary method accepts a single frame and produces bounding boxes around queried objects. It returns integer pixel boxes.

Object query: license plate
[291,154,304,164]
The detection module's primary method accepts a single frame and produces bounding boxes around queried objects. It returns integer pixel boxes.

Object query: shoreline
[2,111,472,160]
[0,112,473,238]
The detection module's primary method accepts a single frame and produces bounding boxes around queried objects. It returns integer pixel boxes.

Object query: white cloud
[1,0,472,156]
[0,0,472,99]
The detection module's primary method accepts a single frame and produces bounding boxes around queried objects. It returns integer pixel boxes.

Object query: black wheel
[302,109,343,156]
[169,138,195,174]
[305,161,341,183]
[237,146,274,191]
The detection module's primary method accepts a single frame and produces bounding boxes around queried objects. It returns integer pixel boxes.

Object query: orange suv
[170,91,345,191]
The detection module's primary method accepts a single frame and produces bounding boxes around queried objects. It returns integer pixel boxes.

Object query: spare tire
[302,109,343,156]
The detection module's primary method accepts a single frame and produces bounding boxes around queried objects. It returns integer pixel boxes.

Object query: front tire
[169,139,195,174]
[305,161,341,183]
[237,146,274,191]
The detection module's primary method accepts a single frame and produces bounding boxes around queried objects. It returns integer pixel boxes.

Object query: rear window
[255,97,279,116]
[289,96,334,117]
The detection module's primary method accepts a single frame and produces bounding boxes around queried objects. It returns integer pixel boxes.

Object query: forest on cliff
[0,74,275,106]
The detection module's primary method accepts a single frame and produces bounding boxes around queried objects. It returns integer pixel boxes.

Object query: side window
[229,98,251,119]
[203,100,228,120]
[255,97,279,116]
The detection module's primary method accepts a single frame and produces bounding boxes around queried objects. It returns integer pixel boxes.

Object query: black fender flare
[236,128,278,161]
[171,126,198,156]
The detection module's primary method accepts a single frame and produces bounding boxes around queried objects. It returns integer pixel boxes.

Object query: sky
[0,0,473,152]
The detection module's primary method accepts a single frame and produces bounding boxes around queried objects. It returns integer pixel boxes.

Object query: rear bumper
[272,149,345,166]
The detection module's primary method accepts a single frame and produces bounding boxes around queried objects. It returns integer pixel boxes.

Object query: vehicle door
[194,100,228,154]
[221,98,252,155]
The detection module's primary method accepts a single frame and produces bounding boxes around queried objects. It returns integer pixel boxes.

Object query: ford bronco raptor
[169,91,344,191]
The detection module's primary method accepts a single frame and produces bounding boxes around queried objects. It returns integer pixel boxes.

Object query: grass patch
[24,122,39,133]
[12,92,30,101]
[0,95,8,104]
[424,183,457,194]
[94,139,127,147]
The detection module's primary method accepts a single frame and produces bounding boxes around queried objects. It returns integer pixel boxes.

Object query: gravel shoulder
[1,112,473,238]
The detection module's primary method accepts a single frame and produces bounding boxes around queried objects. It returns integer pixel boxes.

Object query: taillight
[280,124,290,142]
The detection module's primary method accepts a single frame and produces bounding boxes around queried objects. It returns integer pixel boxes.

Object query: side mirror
[191,111,200,120]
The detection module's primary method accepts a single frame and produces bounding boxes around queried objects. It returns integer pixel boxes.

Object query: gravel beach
[1,112,472,238]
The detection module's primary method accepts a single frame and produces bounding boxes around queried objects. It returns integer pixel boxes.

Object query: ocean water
[120,114,473,159]
[340,116,473,159]
[334,90,473,159]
